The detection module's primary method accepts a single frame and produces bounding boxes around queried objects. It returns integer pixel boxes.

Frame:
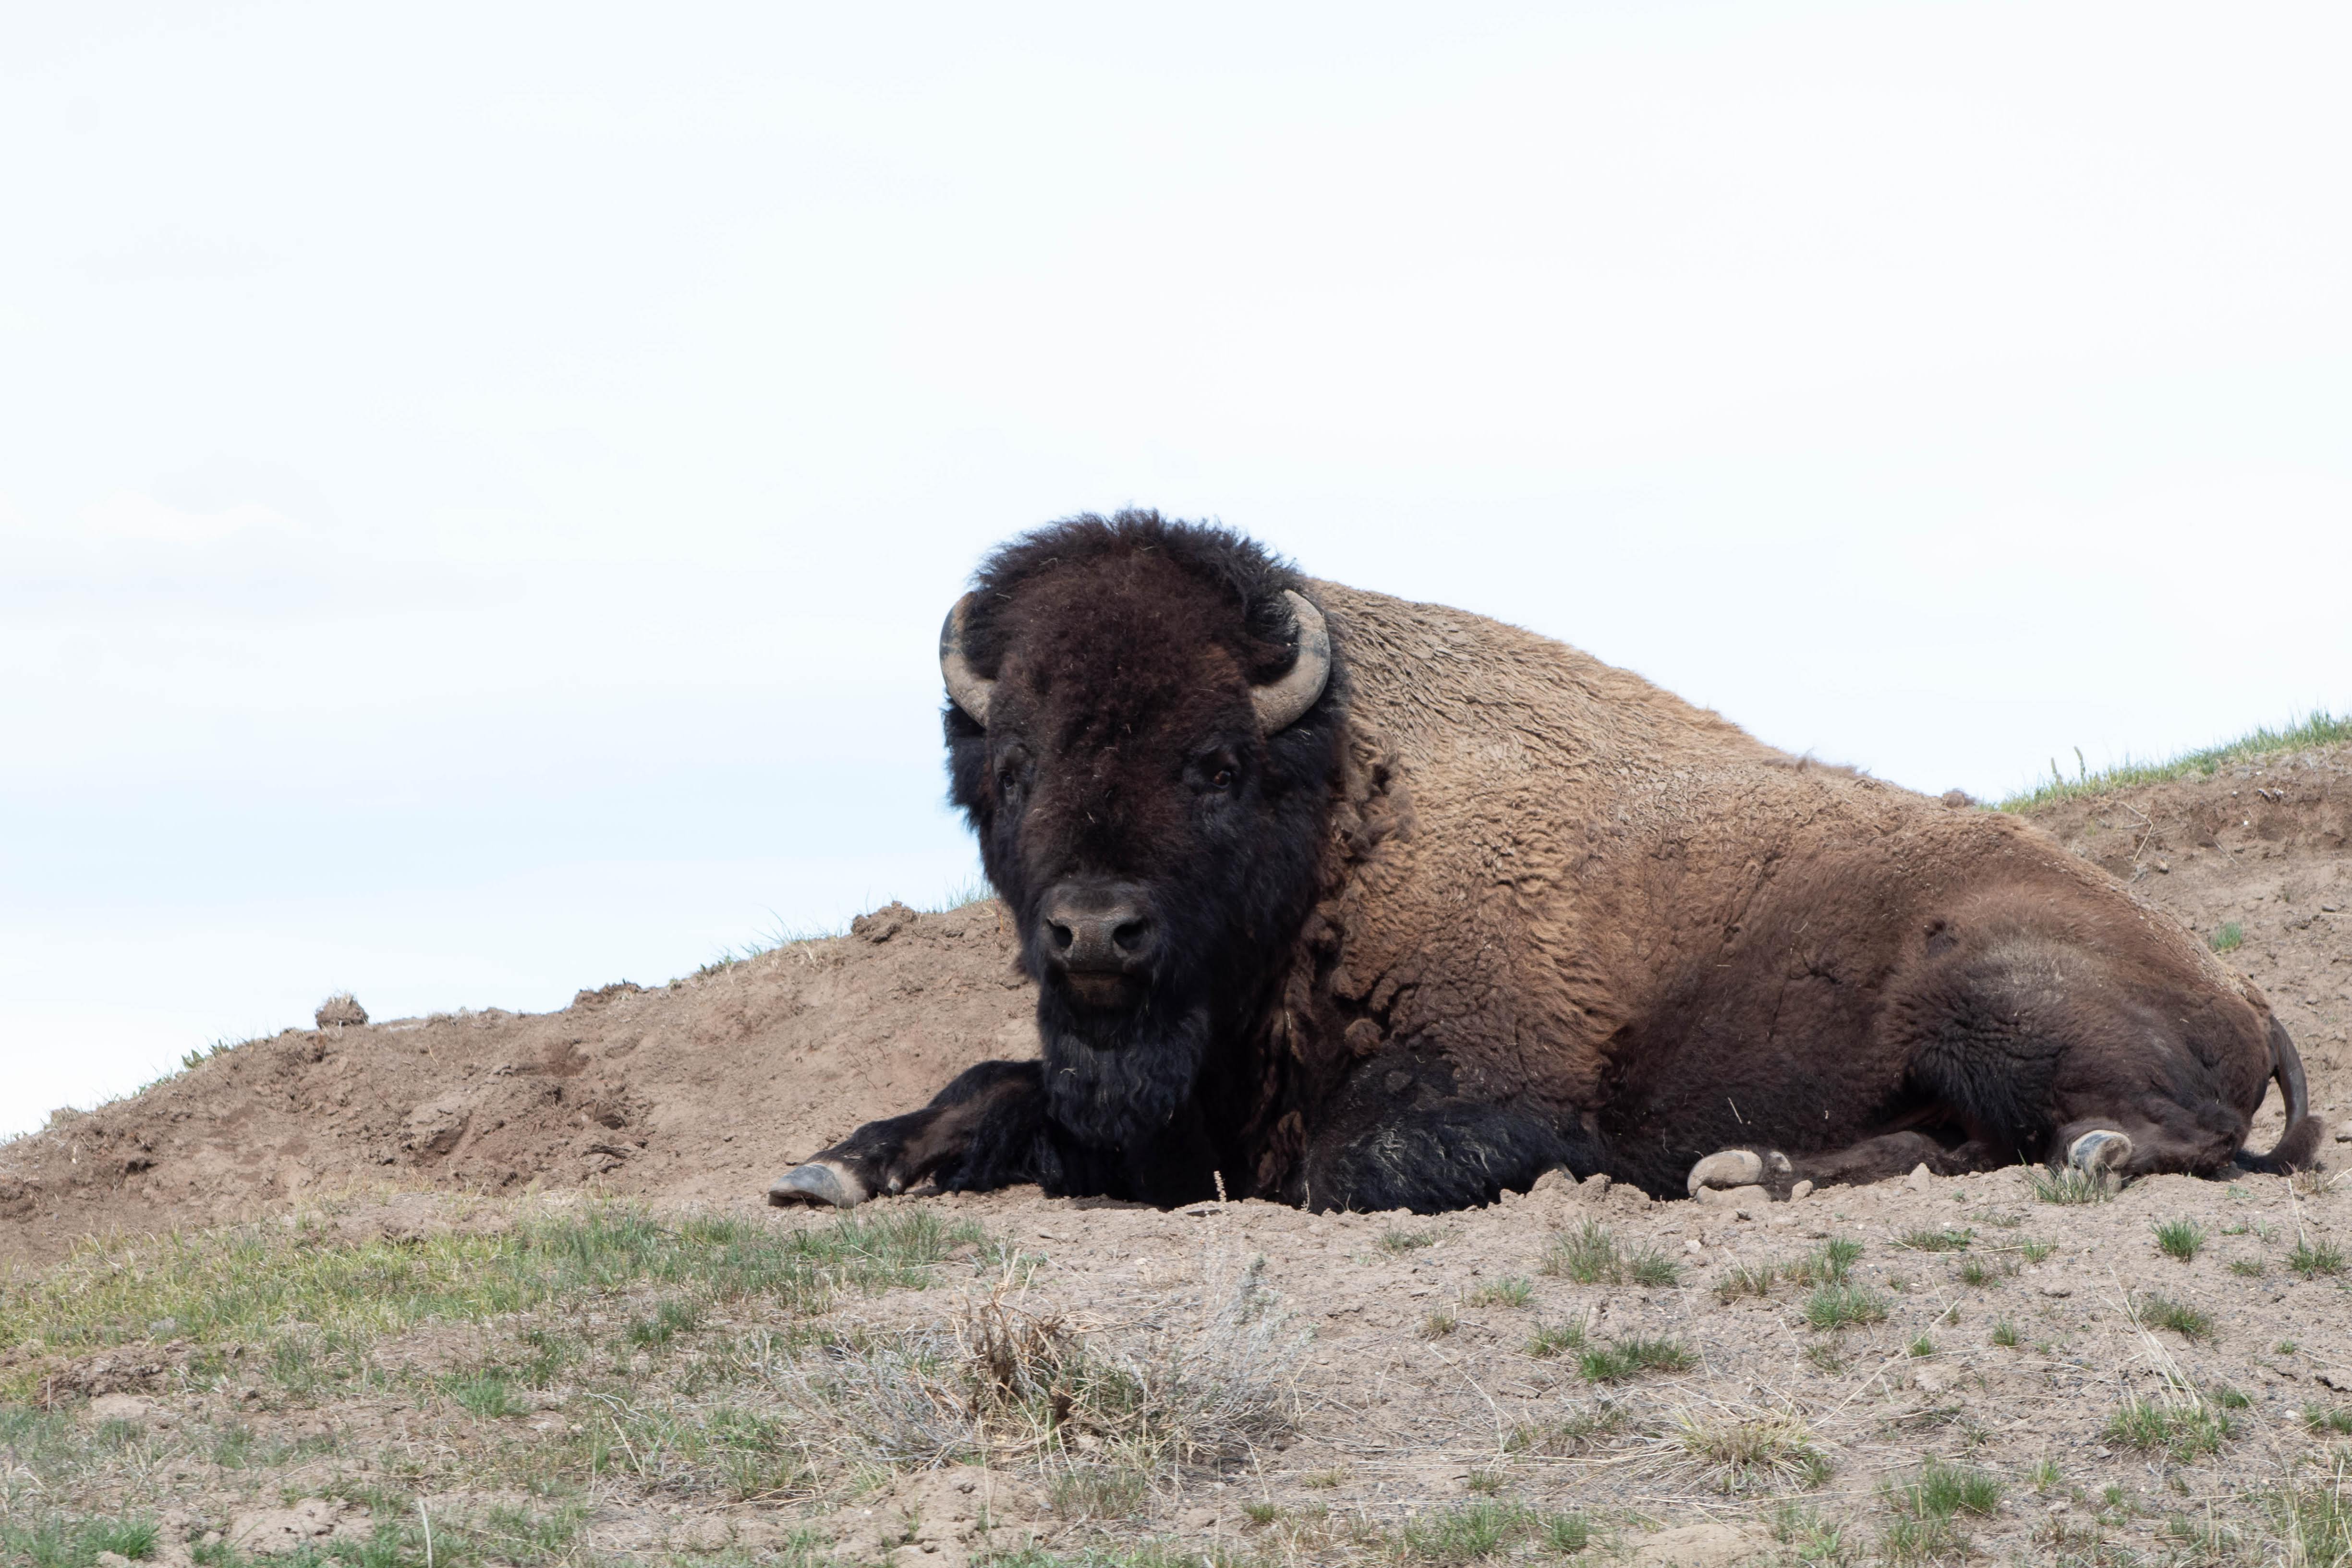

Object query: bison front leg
[768,1060,1047,1208]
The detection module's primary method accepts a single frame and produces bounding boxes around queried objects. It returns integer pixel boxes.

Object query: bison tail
[2234,1016,2323,1174]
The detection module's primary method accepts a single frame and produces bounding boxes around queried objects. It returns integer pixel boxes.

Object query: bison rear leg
[1687,1133,2012,1201]
[769,1060,1047,1208]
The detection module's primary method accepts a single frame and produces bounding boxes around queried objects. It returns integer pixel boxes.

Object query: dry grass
[1667,1403,1831,1494]
[765,1255,1303,1475]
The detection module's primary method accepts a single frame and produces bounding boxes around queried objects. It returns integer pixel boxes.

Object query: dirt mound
[4,751,2346,1274]
[0,899,1032,1270]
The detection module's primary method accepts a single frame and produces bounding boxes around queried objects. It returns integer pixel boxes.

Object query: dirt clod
[313,993,367,1028]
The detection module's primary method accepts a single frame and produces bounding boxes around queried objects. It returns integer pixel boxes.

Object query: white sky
[4,2,2348,1139]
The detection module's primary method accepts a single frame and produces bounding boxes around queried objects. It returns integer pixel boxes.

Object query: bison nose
[1041,883,1156,973]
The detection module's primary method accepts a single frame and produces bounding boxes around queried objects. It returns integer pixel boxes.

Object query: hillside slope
[4,747,2347,1272]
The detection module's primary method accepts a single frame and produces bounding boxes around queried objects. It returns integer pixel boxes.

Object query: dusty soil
[3,749,2349,1564]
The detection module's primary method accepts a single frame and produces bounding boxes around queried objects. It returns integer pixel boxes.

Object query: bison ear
[939,595,995,727]
[1250,589,1330,734]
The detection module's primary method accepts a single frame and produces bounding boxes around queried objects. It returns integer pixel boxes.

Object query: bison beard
[767,510,2322,1216]
[1038,1001,1211,1154]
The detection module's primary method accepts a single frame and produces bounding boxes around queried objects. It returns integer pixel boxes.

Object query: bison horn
[939,595,995,726]
[1252,589,1331,733]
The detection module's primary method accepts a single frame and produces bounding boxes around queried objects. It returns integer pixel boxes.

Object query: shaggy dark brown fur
[770,513,2321,1213]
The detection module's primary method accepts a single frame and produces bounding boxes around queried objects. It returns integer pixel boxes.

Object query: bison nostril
[1049,923,1075,951]
[1113,919,1150,953]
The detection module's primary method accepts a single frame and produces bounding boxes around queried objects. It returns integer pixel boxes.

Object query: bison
[770,511,2321,1213]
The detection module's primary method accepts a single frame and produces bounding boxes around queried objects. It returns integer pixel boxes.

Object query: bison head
[940,512,1344,1157]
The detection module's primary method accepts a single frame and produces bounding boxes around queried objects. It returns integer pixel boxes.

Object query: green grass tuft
[1896,1226,1973,1253]
[2302,1404,2352,1436]
[1788,1238,1863,1286]
[2290,1240,2348,1278]
[1804,1282,1890,1331]
[2153,1218,2206,1262]
[2029,1166,2110,1205]
[2139,1293,2217,1341]
[1522,1321,1585,1360]
[2107,1397,2233,1459]
[1465,1276,1533,1308]
[1577,1336,1692,1383]
[1539,1221,1679,1287]
[1398,1500,1592,1564]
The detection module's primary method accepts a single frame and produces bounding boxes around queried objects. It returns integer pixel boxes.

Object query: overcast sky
[4,2,2348,1139]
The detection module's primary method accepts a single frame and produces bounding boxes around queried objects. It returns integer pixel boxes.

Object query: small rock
[97,1553,133,1568]
[1530,1167,1576,1195]
[1906,1163,1932,1191]
[1790,1179,1815,1201]
[314,993,367,1028]
[2040,1284,2073,1298]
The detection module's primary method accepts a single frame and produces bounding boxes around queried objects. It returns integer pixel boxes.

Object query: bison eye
[1194,750,1240,794]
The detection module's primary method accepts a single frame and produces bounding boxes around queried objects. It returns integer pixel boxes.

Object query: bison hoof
[2067,1129,2134,1179]
[767,1161,870,1209]
[1687,1149,1765,1197]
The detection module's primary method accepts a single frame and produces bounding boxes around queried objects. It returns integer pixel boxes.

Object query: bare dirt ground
[2,749,2348,1566]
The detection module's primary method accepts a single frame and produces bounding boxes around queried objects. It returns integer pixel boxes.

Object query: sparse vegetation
[2210,922,2245,953]
[1421,1307,1458,1339]
[1804,1282,1890,1330]
[0,1203,985,1398]
[1990,1319,2020,1347]
[1879,1460,2002,1564]
[1381,1227,1439,1254]
[1399,1500,1590,1564]
[2230,1257,2268,1277]
[2153,1218,2206,1262]
[1522,1321,1585,1360]
[1997,710,2352,809]
[1715,1262,1776,1302]
[2017,1237,2057,1263]
[2303,1404,2352,1436]
[1466,1276,1533,1308]
[1540,1222,1679,1287]
[2291,1240,2348,1278]
[2107,1397,2234,1459]
[1898,1226,1973,1252]
[1577,1336,1693,1383]
[2030,1165,2110,1204]
[2270,1453,2352,1568]
[1956,1258,1997,1288]
[1504,1404,1628,1455]
[1673,1408,1831,1493]
[1790,1238,1864,1285]
[2139,1293,2217,1341]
